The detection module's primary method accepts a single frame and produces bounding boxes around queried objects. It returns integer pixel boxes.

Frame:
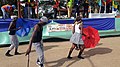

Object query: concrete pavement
[0,37,120,67]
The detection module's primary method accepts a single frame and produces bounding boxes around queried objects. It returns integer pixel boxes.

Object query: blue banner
[0,18,115,33]
[82,18,115,30]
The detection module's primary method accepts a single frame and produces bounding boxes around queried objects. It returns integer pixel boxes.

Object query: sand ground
[0,37,120,67]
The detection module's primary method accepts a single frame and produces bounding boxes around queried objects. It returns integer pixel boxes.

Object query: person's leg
[24,7,28,18]
[53,8,57,19]
[74,6,77,18]
[67,7,71,18]
[33,42,44,67]
[69,7,72,17]
[76,6,80,17]
[6,11,10,18]
[32,8,36,18]
[1,8,6,19]
[86,10,89,18]
[75,44,80,50]
[14,35,20,55]
[83,10,86,18]
[67,43,76,59]
[5,35,15,56]
[78,45,85,59]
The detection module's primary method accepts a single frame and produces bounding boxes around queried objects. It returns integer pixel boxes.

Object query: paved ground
[0,36,120,67]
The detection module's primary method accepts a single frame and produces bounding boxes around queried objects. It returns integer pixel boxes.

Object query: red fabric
[106,0,112,5]
[102,0,105,5]
[82,26,100,48]
[53,1,59,8]
[102,0,112,5]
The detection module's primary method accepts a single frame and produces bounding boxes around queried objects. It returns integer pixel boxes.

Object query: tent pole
[36,0,39,18]
[18,0,21,18]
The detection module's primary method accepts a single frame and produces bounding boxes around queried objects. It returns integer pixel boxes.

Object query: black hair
[12,17,18,22]
[75,16,82,21]
[73,16,82,24]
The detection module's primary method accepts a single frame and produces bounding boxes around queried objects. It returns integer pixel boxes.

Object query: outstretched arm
[8,22,21,31]
[25,25,38,56]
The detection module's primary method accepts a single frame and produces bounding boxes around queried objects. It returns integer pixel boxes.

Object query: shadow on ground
[45,47,112,67]
[83,47,112,67]
[43,38,69,42]
[19,45,59,55]
[45,57,80,67]
[0,38,69,47]
[84,47,112,58]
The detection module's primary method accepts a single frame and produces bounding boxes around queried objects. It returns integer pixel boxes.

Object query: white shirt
[75,23,81,33]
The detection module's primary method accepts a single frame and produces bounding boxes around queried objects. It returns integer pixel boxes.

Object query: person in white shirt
[67,16,85,59]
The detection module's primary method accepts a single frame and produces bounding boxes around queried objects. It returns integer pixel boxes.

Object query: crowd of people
[1,0,119,19]
[53,0,89,18]
[0,0,90,19]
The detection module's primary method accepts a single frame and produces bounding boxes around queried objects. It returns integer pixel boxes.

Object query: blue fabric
[16,18,31,37]
[0,18,115,34]
[7,6,10,10]
[49,18,115,30]
[49,19,74,24]
[82,18,115,30]
[0,18,11,32]
[98,0,102,6]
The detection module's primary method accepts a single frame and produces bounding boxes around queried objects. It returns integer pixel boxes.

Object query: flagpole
[104,1,106,13]
[18,0,21,18]
[99,0,102,14]
[112,0,114,13]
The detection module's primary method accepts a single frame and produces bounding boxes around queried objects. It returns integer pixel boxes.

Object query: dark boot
[67,49,73,59]
[78,47,85,59]
[5,50,13,56]
[14,48,21,55]
[78,55,84,59]
[15,52,21,55]
[40,64,44,67]
[67,44,76,59]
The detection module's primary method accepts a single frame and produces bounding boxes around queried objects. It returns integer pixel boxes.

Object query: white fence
[89,13,116,18]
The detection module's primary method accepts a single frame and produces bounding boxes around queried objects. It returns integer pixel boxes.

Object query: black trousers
[53,8,58,19]
[83,9,88,18]
[74,5,80,18]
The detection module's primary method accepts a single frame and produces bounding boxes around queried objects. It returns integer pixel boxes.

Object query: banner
[0,18,118,45]
[0,18,115,33]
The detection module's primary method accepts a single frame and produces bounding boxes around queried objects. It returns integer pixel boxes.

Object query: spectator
[1,4,16,19]
[67,0,73,18]
[31,0,36,18]
[53,0,60,19]
[24,0,32,18]
[83,0,89,18]
[74,0,81,18]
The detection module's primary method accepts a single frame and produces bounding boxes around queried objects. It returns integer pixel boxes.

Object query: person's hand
[25,48,31,56]
[18,27,22,30]
[82,33,86,36]
[19,27,22,29]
